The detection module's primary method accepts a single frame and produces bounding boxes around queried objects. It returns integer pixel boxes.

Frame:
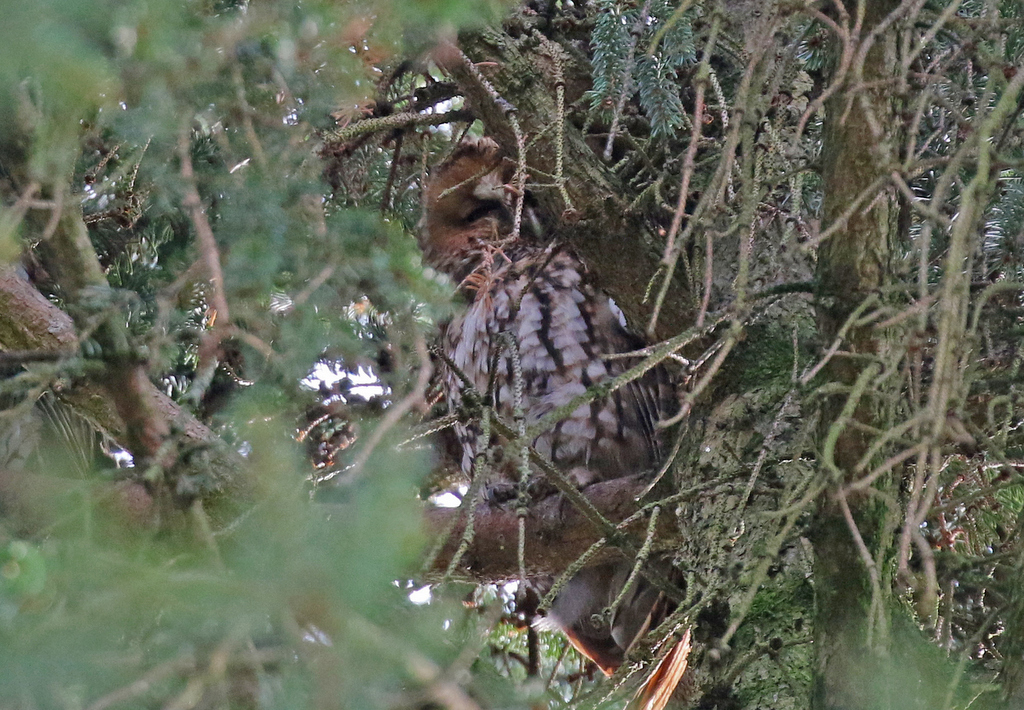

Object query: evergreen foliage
[0,0,1023,708]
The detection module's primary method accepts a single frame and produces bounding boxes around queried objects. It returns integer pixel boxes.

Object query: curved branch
[0,268,246,495]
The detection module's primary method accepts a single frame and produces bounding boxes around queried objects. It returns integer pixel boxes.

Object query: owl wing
[505,250,671,483]
[441,246,672,484]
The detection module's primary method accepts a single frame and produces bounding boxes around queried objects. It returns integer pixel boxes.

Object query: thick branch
[0,267,245,492]
[0,268,78,352]
[423,474,682,580]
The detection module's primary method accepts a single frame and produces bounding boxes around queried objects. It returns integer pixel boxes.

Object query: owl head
[419,137,515,276]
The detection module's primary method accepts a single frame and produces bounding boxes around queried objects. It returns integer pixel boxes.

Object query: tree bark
[0,267,246,499]
[811,2,900,708]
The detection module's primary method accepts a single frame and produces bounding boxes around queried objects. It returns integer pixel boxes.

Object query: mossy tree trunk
[811,1,901,708]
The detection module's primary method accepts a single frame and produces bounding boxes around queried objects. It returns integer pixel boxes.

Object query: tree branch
[0,267,246,495]
[436,29,695,341]
[423,474,683,580]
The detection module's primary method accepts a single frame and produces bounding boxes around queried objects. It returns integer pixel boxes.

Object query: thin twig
[179,131,230,327]
[322,109,474,144]
[86,656,197,710]
[347,329,433,480]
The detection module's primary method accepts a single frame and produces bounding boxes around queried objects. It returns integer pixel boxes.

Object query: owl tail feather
[558,623,623,677]
[626,627,692,710]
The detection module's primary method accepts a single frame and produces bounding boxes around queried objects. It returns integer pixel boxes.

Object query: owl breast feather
[442,249,667,485]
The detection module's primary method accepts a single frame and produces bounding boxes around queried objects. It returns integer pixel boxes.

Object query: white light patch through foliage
[429,486,466,508]
[108,448,135,468]
[303,362,388,402]
[408,585,432,605]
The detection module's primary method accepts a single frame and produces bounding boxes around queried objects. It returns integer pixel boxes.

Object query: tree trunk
[812,2,900,708]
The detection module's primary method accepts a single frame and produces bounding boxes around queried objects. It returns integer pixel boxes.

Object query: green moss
[732,575,815,708]
[719,322,816,396]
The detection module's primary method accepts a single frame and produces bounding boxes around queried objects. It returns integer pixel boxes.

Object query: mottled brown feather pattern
[420,138,673,487]
[421,139,683,701]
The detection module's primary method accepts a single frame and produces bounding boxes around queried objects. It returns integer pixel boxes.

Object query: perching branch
[423,473,683,580]
[0,267,246,495]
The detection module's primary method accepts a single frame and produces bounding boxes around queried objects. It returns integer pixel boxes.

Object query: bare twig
[322,109,474,144]
[347,329,433,481]
[179,130,230,327]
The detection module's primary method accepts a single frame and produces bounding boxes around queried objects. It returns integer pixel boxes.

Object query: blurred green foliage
[0,0,1023,707]
[0,0,532,708]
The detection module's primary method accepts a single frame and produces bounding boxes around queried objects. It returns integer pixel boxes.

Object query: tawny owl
[420,137,685,698]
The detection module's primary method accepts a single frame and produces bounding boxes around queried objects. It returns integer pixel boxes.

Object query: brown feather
[628,628,692,710]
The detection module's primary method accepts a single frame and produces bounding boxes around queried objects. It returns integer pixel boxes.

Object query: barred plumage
[420,138,685,700]
[420,138,673,489]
